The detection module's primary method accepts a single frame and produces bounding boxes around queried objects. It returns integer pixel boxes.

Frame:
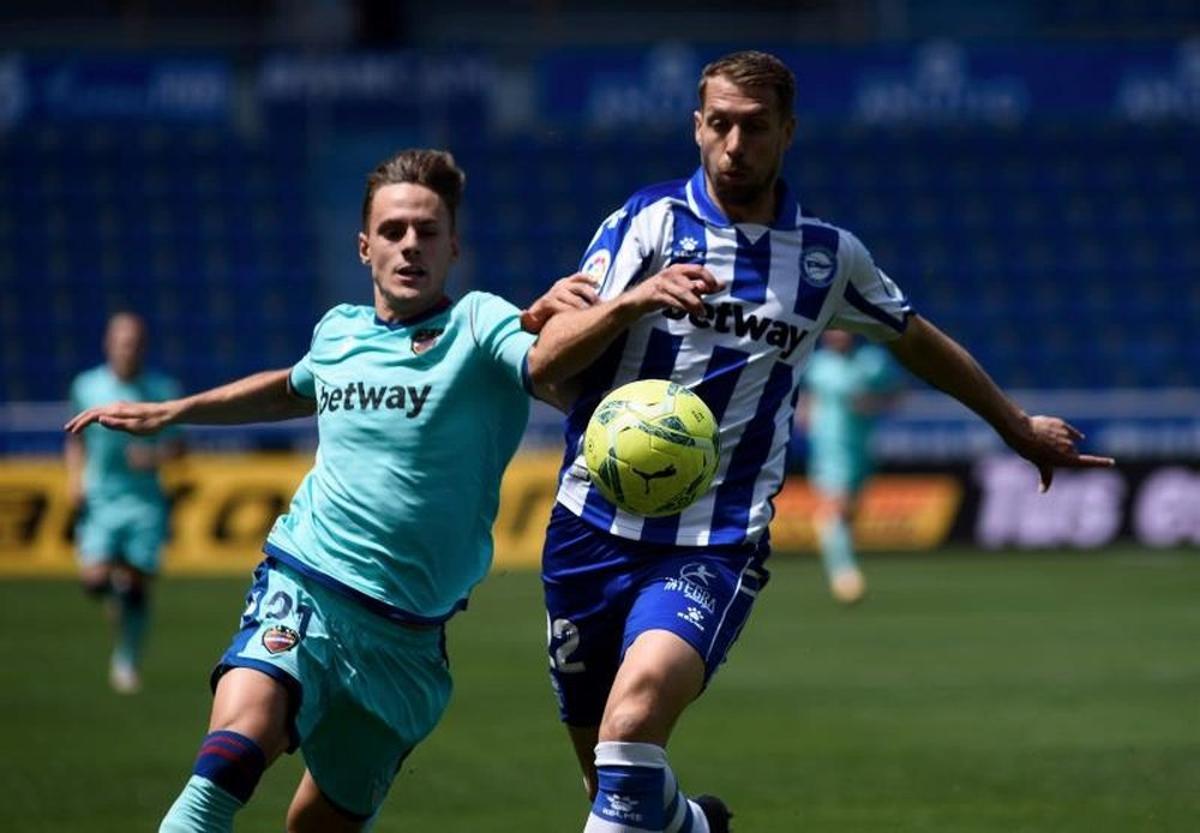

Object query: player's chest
[649,228,840,364]
[308,334,469,424]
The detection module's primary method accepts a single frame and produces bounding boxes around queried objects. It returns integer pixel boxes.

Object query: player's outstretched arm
[887,314,1115,491]
[64,368,315,437]
[527,264,721,386]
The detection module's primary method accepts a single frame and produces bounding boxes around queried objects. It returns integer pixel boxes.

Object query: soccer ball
[584,379,720,517]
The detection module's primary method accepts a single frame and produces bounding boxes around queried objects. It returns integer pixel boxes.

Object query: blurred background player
[798,329,903,604]
[64,311,184,694]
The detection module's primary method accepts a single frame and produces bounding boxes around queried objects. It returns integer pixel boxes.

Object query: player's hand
[627,264,722,317]
[1005,415,1115,493]
[521,273,601,333]
[65,401,177,437]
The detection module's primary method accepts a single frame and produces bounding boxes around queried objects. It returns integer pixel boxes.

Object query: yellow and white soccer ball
[584,379,720,517]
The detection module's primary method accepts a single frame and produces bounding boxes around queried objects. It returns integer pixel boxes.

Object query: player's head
[694,51,796,215]
[820,329,857,354]
[359,149,464,319]
[104,311,147,380]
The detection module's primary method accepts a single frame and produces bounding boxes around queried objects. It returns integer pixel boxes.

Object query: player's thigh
[302,610,452,819]
[287,770,370,833]
[600,629,706,744]
[75,505,121,569]
[212,561,331,753]
[545,581,632,729]
[117,504,169,575]
[622,548,770,687]
[209,667,292,762]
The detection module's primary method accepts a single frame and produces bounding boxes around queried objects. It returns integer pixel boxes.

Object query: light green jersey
[805,344,897,470]
[69,365,182,506]
[265,293,537,624]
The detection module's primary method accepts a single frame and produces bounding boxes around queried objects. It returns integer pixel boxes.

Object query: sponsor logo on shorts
[262,624,300,654]
[677,605,707,631]
[663,577,717,613]
[680,562,716,586]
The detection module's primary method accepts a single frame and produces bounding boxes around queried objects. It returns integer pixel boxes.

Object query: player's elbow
[526,341,567,387]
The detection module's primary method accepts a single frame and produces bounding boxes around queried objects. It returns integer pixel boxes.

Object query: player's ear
[358,231,370,265]
[782,114,797,148]
[450,231,460,261]
[693,110,703,146]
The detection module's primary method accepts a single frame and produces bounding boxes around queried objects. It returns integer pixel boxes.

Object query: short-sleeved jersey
[555,167,913,547]
[69,366,182,505]
[265,293,536,625]
[805,344,899,463]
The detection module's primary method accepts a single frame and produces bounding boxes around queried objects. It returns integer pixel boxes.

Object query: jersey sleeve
[828,232,913,342]
[288,307,344,400]
[579,197,660,301]
[468,292,538,391]
[289,356,316,399]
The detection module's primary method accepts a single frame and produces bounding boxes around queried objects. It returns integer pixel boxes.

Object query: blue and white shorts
[542,503,770,726]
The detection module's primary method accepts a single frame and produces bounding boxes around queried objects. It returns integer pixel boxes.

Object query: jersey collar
[374,295,452,330]
[686,166,802,230]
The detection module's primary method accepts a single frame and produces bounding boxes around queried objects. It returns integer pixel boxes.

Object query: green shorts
[215,560,453,818]
[76,497,168,575]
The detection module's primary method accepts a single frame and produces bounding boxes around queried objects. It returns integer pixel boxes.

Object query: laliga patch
[801,245,837,286]
[582,249,611,281]
[262,625,300,654]
[411,328,444,355]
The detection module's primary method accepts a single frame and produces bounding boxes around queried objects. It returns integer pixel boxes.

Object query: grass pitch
[1,548,1196,832]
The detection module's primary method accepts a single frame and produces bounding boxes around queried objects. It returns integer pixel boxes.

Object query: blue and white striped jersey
[555,166,913,547]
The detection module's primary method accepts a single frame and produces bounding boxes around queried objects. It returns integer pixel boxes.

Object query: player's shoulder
[71,364,110,395]
[142,369,182,396]
[798,211,868,251]
[455,290,523,334]
[624,178,688,212]
[310,303,373,339]
[72,364,108,385]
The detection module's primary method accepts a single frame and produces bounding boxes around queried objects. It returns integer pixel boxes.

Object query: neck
[374,294,446,325]
[705,178,778,225]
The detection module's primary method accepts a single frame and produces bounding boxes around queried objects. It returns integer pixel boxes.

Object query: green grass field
[2,548,1197,832]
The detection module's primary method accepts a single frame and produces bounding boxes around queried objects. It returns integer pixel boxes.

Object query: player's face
[359,183,459,320]
[694,75,795,218]
[104,315,146,380]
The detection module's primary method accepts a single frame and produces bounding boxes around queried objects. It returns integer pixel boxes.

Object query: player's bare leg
[568,724,601,799]
[816,492,865,604]
[287,770,372,833]
[108,563,153,692]
[159,668,290,831]
[583,629,727,831]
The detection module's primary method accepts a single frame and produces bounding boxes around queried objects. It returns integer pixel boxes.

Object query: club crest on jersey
[262,625,300,654]
[801,245,837,286]
[411,328,443,355]
[582,249,611,281]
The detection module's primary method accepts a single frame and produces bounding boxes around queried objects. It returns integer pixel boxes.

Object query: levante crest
[411,328,444,355]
